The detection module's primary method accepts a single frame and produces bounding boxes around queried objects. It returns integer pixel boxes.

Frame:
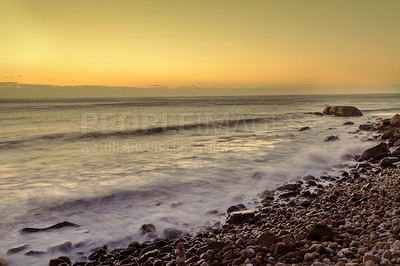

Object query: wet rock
[323,106,363,117]
[226,210,255,225]
[49,256,71,266]
[88,245,107,261]
[227,204,247,214]
[251,172,264,180]
[343,121,355,125]
[299,126,311,131]
[277,183,301,191]
[390,146,400,156]
[0,257,7,266]
[48,241,72,253]
[170,202,183,208]
[379,157,399,168]
[390,114,400,126]
[255,231,277,248]
[394,127,400,138]
[163,228,182,239]
[324,135,339,142]
[25,250,47,256]
[21,221,79,234]
[305,112,324,116]
[306,224,334,241]
[359,124,373,130]
[360,143,387,161]
[7,244,30,255]
[140,224,156,235]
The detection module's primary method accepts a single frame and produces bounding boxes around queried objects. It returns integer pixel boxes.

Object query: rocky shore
[2,111,400,266]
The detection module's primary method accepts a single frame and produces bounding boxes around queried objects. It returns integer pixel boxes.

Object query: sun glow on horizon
[1,0,400,97]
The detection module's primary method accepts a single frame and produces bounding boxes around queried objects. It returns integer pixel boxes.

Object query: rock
[48,241,72,253]
[390,114,400,126]
[226,210,255,225]
[359,124,373,130]
[343,121,355,125]
[305,112,324,116]
[379,157,399,168]
[277,183,301,191]
[394,128,400,138]
[0,257,7,266]
[25,250,47,256]
[197,242,228,254]
[306,224,334,241]
[49,256,71,266]
[7,244,30,255]
[392,240,400,250]
[380,128,395,139]
[163,228,182,239]
[324,135,339,142]
[304,252,315,261]
[227,204,247,214]
[88,245,107,261]
[299,126,311,131]
[323,106,363,117]
[21,221,79,234]
[170,202,182,208]
[255,231,277,248]
[139,250,159,263]
[363,254,381,264]
[360,143,387,161]
[390,146,400,156]
[394,139,400,147]
[273,242,294,255]
[140,224,156,235]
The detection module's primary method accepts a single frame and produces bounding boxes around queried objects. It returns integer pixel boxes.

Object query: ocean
[1,94,399,265]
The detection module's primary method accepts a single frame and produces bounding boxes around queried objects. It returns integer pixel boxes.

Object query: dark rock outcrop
[49,256,71,266]
[323,106,363,117]
[390,114,400,126]
[226,210,255,225]
[21,221,79,234]
[306,224,334,241]
[7,244,30,255]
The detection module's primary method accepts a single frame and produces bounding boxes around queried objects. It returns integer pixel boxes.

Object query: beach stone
[49,256,71,266]
[360,143,387,161]
[25,250,47,256]
[273,242,294,255]
[226,210,255,225]
[48,241,72,253]
[21,221,79,234]
[359,124,373,130]
[227,204,247,214]
[306,224,334,241]
[277,183,301,191]
[379,157,399,168]
[392,240,400,250]
[390,114,400,126]
[163,228,182,239]
[255,231,277,248]
[324,135,339,142]
[140,224,156,235]
[344,121,355,125]
[390,146,400,155]
[299,126,311,131]
[197,241,228,254]
[7,244,30,254]
[363,254,380,264]
[323,106,363,117]
[0,257,7,266]
[394,128,400,138]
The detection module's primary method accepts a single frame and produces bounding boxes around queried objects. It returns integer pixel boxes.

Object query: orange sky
[1,0,400,96]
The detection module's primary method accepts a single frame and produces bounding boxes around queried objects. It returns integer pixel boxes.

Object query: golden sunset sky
[1,0,400,97]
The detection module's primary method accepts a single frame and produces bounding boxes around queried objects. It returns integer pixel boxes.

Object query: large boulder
[323,106,363,117]
[360,143,387,161]
[390,114,400,126]
[255,231,277,248]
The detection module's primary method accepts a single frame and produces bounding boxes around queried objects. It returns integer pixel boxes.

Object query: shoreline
[2,110,400,266]
[57,113,400,265]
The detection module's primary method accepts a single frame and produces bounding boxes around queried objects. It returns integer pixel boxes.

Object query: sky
[1,0,400,97]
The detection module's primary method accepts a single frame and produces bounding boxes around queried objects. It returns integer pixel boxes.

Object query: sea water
[0,94,399,265]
